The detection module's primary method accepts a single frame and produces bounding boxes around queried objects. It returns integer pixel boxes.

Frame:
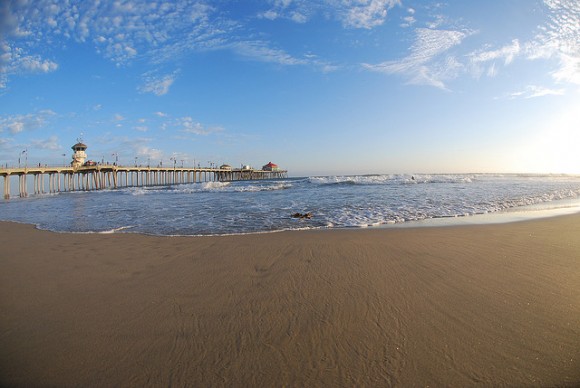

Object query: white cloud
[134,126,148,132]
[342,0,400,29]
[154,111,168,117]
[139,71,177,96]
[0,110,56,134]
[114,114,125,121]
[258,0,312,23]
[400,15,416,28]
[468,39,521,78]
[232,41,308,66]
[258,10,280,20]
[471,40,521,65]
[3,0,370,89]
[0,43,58,88]
[136,146,163,161]
[2,0,220,74]
[258,0,401,29]
[178,117,224,135]
[527,0,580,85]
[507,85,565,99]
[363,28,470,89]
[31,135,60,150]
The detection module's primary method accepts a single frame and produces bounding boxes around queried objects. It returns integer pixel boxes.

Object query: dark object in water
[292,212,312,219]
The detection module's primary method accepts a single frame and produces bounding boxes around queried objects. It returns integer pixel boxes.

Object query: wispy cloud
[0,42,58,88]
[341,0,401,29]
[400,13,416,28]
[135,145,163,161]
[0,110,56,134]
[258,0,312,23]
[527,0,580,85]
[231,41,308,66]
[3,0,339,88]
[363,28,470,89]
[178,117,224,136]
[258,0,400,29]
[468,39,521,78]
[1,0,224,87]
[506,85,565,99]
[105,136,165,162]
[363,0,580,92]
[30,135,60,150]
[139,71,178,96]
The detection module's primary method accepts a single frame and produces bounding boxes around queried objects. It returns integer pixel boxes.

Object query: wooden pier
[0,165,288,199]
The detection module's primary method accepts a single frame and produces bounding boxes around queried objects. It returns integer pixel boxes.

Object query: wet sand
[1,215,579,387]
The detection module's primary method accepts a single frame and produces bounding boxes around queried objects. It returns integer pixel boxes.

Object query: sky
[1,0,580,176]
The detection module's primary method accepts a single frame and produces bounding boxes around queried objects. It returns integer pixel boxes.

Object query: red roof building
[262,162,279,171]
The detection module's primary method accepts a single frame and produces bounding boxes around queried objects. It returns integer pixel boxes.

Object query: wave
[308,174,475,186]
[201,181,231,190]
[98,225,136,234]
[232,182,293,192]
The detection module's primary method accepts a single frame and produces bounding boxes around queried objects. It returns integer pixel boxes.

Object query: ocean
[1,173,580,236]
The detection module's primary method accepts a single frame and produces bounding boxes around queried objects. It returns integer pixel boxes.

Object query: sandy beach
[1,215,579,387]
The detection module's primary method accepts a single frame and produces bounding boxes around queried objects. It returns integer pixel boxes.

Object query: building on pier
[71,142,88,168]
[262,162,279,171]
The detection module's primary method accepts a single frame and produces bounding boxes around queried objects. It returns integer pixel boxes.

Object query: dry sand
[1,215,579,387]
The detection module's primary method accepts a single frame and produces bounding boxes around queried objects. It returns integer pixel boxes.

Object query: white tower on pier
[71,141,88,168]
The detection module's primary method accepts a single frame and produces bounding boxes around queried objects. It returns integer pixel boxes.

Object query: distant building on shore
[220,164,232,170]
[262,162,279,171]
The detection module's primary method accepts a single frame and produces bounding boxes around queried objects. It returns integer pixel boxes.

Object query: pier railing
[0,165,288,199]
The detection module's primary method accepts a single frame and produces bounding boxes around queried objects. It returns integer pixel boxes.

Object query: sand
[1,215,579,387]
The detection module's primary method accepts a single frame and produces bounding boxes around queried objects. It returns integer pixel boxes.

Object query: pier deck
[0,165,287,199]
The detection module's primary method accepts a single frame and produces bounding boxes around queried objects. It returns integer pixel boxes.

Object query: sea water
[1,174,580,235]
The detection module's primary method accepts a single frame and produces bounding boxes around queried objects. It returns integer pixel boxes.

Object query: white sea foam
[308,174,475,186]
[2,174,580,235]
[98,225,136,234]
[201,181,231,190]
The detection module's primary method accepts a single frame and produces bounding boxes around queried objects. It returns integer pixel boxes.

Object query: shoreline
[3,197,580,237]
[1,215,579,386]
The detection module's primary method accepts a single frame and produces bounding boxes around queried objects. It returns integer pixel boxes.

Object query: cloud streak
[363,27,470,89]
[362,0,580,92]
[258,0,400,29]
[0,110,56,134]
[3,0,355,89]
[178,117,224,136]
[139,71,178,96]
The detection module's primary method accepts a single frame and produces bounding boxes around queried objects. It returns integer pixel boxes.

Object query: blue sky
[1,0,579,176]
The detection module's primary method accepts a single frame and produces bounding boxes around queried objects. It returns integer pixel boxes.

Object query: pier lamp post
[147,158,150,168]
[134,157,138,167]
[181,159,184,168]
[62,153,66,166]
